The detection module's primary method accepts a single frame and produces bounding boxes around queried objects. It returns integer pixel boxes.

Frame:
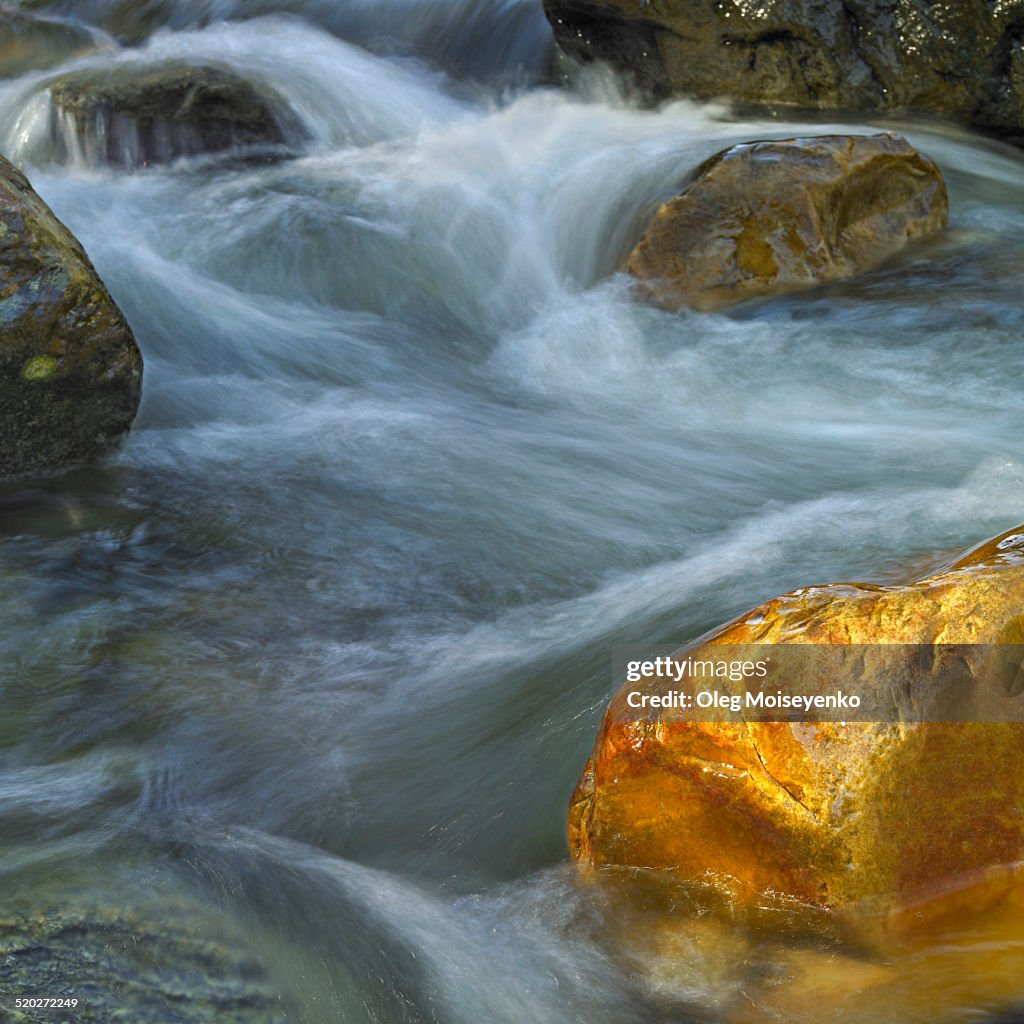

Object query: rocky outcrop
[45,62,307,168]
[627,133,948,311]
[0,155,141,478]
[544,0,1024,143]
[0,7,105,78]
[570,523,1024,933]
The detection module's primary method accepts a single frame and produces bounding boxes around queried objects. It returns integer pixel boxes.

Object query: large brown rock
[570,523,1024,934]
[544,0,1024,144]
[627,133,948,311]
[0,155,141,478]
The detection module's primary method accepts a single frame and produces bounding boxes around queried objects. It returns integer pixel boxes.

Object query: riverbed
[3,1,1024,1021]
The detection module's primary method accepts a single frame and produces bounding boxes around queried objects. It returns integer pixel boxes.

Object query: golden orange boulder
[627,133,948,311]
[570,524,1024,933]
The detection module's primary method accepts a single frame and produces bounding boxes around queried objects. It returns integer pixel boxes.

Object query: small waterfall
[0,18,466,169]
[46,66,308,169]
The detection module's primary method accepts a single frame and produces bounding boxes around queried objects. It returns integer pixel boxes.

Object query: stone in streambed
[0,155,141,478]
[592,865,1024,1023]
[627,132,948,311]
[543,0,1024,145]
[45,62,308,168]
[570,522,1024,927]
[0,890,284,1023]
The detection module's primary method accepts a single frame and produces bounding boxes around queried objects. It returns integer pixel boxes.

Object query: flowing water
[2,2,1024,1021]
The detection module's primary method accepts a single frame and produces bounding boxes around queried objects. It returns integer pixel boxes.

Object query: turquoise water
[3,2,1024,1020]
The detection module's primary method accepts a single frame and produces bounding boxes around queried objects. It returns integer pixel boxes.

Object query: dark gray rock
[46,62,308,168]
[0,895,284,1023]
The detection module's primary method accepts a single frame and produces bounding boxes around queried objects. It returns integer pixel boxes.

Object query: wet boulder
[0,7,105,78]
[570,523,1024,932]
[0,155,141,478]
[45,62,308,168]
[543,0,1024,144]
[627,133,948,311]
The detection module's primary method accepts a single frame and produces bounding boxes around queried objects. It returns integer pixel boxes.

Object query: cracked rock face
[569,523,1024,930]
[543,0,1024,142]
[627,133,948,311]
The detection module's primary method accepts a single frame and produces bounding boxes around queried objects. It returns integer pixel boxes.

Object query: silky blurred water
[3,2,1024,1022]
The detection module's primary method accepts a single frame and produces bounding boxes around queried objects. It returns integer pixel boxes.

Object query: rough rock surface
[0,155,141,478]
[46,62,307,168]
[570,523,1024,930]
[0,894,284,1023]
[627,132,948,311]
[0,7,103,78]
[543,0,1024,143]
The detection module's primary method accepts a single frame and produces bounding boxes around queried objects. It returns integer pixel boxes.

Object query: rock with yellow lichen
[570,523,1024,944]
[0,154,141,478]
[627,133,948,311]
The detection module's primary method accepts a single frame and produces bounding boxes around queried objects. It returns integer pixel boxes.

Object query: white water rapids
[2,2,1024,1021]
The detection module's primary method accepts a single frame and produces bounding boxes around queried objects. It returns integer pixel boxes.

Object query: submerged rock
[0,155,141,478]
[0,7,105,78]
[590,868,1024,1023]
[570,523,1024,931]
[0,893,284,1023]
[543,0,1024,143]
[627,133,948,311]
[45,62,308,168]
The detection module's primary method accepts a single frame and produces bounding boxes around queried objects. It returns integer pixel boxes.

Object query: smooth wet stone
[627,133,948,311]
[543,0,1024,144]
[0,7,105,78]
[0,156,141,478]
[570,523,1024,927]
[45,62,308,168]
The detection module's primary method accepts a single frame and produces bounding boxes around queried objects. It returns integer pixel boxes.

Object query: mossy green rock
[0,154,141,478]
[46,63,308,168]
[0,7,103,78]
[543,0,1024,143]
